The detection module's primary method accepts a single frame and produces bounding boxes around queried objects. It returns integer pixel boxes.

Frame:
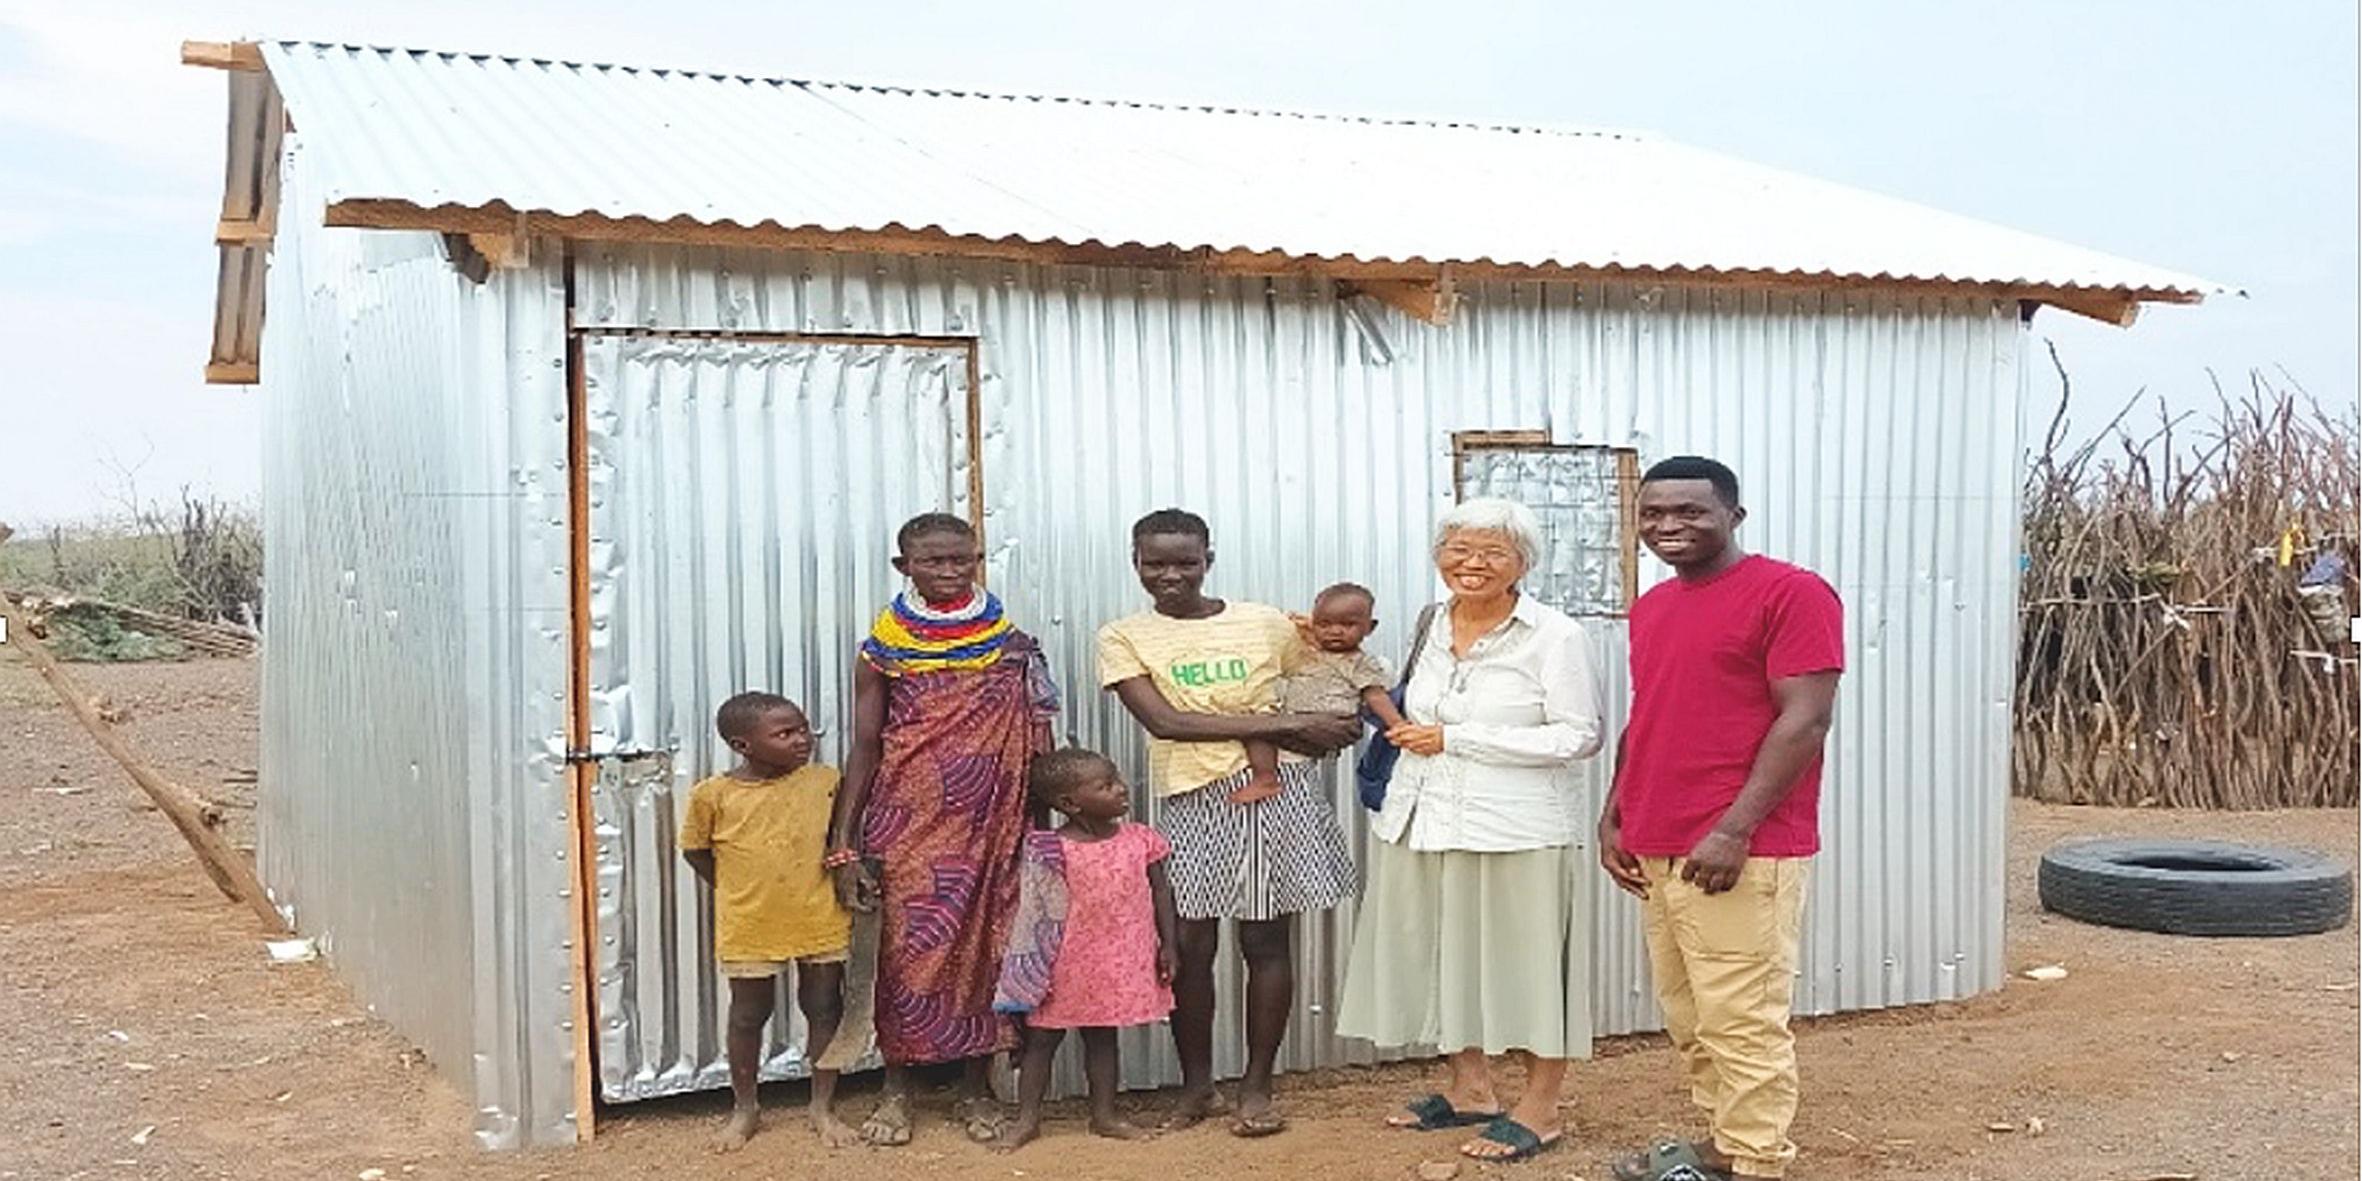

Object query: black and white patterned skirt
[1158,761,1359,922]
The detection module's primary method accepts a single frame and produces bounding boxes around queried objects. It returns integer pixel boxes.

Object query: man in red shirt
[1600,456,1843,1181]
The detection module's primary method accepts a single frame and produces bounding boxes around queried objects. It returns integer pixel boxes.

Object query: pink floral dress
[1030,823,1175,1029]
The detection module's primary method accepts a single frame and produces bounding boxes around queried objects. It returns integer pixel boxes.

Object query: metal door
[580,332,973,1101]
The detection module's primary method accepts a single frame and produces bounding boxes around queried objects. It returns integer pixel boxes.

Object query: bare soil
[2,654,2354,1180]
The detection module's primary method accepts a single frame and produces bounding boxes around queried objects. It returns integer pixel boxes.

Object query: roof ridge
[263,38,1649,141]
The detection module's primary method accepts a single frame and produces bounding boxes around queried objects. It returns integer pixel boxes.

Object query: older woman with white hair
[1335,497,1605,1165]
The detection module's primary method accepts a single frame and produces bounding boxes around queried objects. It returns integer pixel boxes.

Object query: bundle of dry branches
[2,590,258,658]
[2016,353,2358,809]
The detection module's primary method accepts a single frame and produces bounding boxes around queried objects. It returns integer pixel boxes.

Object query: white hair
[1432,497,1546,570]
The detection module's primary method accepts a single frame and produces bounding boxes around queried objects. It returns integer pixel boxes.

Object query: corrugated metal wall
[568,246,2020,1094]
[259,135,579,1148]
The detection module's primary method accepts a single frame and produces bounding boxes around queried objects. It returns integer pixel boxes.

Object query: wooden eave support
[215,217,273,245]
[1342,276,1459,326]
[181,40,263,71]
[327,198,2190,327]
[192,41,280,386]
[2039,288,2146,327]
[467,229,532,271]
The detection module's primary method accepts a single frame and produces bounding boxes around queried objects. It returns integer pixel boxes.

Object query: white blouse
[1372,594,1605,853]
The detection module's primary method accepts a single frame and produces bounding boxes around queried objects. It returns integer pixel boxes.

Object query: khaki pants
[1638,856,1809,1179]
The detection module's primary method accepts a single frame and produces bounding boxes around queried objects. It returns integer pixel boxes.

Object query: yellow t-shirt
[1097,601,1306,796]
[677,764,851,962]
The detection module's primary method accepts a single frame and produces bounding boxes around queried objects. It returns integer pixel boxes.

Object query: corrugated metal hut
[184,38,2217,1149]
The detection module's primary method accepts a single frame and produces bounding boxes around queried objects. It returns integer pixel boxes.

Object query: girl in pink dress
[992,748,1178,1150]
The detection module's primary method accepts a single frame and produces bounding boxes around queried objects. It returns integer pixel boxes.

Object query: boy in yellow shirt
[680,692,857,1151]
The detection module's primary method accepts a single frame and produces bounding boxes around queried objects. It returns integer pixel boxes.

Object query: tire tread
[2037,838,2353,938]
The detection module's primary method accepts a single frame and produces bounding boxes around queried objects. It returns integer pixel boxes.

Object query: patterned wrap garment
[859,591,1059,1065]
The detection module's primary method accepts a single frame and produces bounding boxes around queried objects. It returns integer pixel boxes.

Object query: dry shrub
[3,488,261,648]
[2015,353,2358,808]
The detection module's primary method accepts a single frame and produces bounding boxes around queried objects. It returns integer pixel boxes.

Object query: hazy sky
[1,0,2353,525]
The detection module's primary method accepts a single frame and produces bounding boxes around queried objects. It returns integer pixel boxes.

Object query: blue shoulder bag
[1354,603,1440,812]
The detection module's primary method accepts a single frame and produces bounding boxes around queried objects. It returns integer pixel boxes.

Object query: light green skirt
[1334,838,1593,1059]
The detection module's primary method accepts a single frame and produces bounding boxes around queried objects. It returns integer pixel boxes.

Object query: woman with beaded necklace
[828,513,1059,1147]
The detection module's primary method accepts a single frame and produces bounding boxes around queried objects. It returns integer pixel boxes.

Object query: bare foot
[860,1092,912,1147]
[991,1118,1042,1153]
[1231,1086,1287,1138]
[953,1094,1008,1143]
[1459,1116,1562,1162]
[1162,1086,1230,1130]
[1227,772,1282,804]
[812,1107,861,1149]
[712,1104,760,1152]
[1091,1116,1156,1141]
[1383,1090,1501,1129]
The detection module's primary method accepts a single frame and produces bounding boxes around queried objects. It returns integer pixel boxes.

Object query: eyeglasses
[1438,544,1522,569]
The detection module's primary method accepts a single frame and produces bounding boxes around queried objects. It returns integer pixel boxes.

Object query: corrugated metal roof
[254,40,2219,298]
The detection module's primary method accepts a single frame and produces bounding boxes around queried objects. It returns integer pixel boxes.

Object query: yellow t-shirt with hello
[1097,601,1307,796]
[678,764,851,962]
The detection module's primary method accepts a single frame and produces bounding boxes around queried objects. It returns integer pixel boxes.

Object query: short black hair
[1028,747,1114,806]
[896,512,976,553]
[1315,582,1376,611]
[1131,508,1211,547]
[1641,456,1741,508]
[716,691,799,740]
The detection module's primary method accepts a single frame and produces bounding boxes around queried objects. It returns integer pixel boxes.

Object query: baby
[1236,582,1408,803]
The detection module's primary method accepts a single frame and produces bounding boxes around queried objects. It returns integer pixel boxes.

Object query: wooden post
[0,531,290,935]
[562,262,601,1141]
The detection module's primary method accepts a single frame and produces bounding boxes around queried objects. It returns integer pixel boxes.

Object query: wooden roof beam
[182,41,264,72]
[323,199,2195,323]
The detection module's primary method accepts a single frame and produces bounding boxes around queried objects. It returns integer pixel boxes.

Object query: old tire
[2038,838,2353,937]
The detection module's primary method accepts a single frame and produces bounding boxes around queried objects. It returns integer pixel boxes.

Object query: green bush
[43,610,186,663]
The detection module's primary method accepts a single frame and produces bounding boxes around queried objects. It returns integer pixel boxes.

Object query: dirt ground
[1,654,2355,1181]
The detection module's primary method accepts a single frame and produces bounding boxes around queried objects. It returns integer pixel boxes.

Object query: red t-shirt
[1618,554,1844,858]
